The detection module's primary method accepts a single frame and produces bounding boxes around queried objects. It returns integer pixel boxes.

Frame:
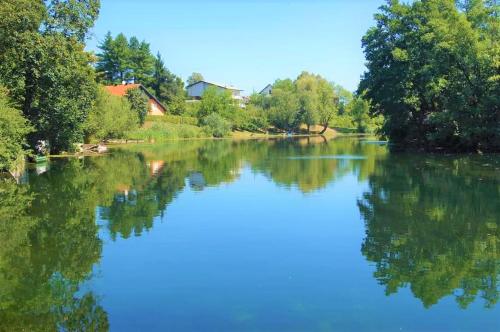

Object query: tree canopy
[0,0,100,153]
[96,33,186,114]
[359,0,499,152]
[187,72,204,86]
[249,72,338,133]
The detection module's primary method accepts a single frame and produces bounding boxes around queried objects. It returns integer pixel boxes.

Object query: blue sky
[87,0,386,94]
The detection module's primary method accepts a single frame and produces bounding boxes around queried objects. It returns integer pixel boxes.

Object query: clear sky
[87,0,386,94]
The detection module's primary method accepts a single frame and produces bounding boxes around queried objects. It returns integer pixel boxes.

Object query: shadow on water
[0,137,498,330]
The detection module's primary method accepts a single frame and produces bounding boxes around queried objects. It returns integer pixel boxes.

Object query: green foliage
[249,74,338,133]
[200,113,232,138]
[0,159,111,331]
[0,87,32,170]
[0,0,100,153]
[267,78,301,132]
[187,72,204,86]
[148,53,185,115]
[128,36,155,84]
[84,87,138,142]
[332,83,353,115]
[126,87,148,125]
[184,101,201,117]
[359,154,500,308]
[45,0,101,41]
[35,35,98,152]
[348,97,383,133]
[96,32,155,84]
[198,86,237,119]
[126,122,204,142]
[232,104,269,132]
[146,114,198,126]
[359,0,500,152]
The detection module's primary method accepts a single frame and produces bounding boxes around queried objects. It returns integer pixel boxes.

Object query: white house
[186,80,243,101]
[259,84,272,96]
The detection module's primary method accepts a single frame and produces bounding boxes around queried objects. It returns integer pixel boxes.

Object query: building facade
[186,81,243,102]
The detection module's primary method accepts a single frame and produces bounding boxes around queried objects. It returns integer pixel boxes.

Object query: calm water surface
[1,137,499,331]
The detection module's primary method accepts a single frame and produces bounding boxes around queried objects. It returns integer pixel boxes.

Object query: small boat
[32,155,48,163]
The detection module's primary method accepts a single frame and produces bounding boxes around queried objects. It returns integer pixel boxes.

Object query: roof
[105,84,141,96]
[259,84,272,94]
[104,84,167,113]
[185,80,243,91]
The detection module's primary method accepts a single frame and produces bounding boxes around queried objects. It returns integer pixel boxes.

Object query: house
[259,84,272,96]
[104,84,167,116]
[186,80,244,102]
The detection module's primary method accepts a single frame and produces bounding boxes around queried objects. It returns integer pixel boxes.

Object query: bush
[200,113,232,138]
[84,87,139,142]
[0,87,32,170]
[126,88,149,125]
[184,101,201,117]
[198,86,237,119]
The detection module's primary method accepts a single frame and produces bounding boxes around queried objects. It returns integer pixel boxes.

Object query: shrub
[184,101,201,117]
[146,115,198,126]
[0,87,32,170]
[198,86,237,119]
[126,88,149,125]
[84,87,139,142]
[200,113,232,138]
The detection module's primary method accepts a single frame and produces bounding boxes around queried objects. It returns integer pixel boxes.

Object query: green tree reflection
[0,166,108,331]
[0,137,389,329]
[358,155,500,308]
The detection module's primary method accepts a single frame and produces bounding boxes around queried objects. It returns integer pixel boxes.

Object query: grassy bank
[126,121,206,142]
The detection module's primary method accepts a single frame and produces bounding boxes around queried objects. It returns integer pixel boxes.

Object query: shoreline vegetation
[1,0,498,174]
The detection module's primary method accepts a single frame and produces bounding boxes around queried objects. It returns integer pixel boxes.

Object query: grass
[126,115,343,143]
[146,114,198,125]
[126,121,206,143]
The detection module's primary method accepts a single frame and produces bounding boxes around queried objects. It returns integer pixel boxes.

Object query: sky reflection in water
[0,137,499,331]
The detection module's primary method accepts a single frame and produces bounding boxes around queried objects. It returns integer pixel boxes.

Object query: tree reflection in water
[358,154,500,308]
[2,137,497,329]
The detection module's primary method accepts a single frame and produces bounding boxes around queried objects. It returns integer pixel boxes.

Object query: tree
[359,0,500,152]
[268,79,301,132]
[187,72,204,86]
[316,77,337,134]
[0,0,100,153]
[198,86,236,119]
[0,87,32,170]
[128,36,155,84]
[96,32,131,83]
[331,83,353,115]
[349,97,371,133]
[148,53,185,115]
[45,0,101,41]
[296,72,320,132]
[126,88,149,125]
[35,35,98,152]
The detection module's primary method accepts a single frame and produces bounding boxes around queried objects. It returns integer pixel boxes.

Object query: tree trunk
[319,123,328,135]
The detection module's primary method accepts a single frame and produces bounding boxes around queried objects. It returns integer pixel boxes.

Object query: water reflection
[0,137,498,329]
[358,154,500,308]
[0,165,108,331]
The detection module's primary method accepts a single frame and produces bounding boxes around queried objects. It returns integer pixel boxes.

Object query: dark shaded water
[1,137,499,331]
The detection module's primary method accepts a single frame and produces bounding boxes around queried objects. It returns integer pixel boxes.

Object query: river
[0,137,499,331]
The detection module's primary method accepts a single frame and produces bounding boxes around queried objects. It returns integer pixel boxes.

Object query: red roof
[105,84,141,96]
